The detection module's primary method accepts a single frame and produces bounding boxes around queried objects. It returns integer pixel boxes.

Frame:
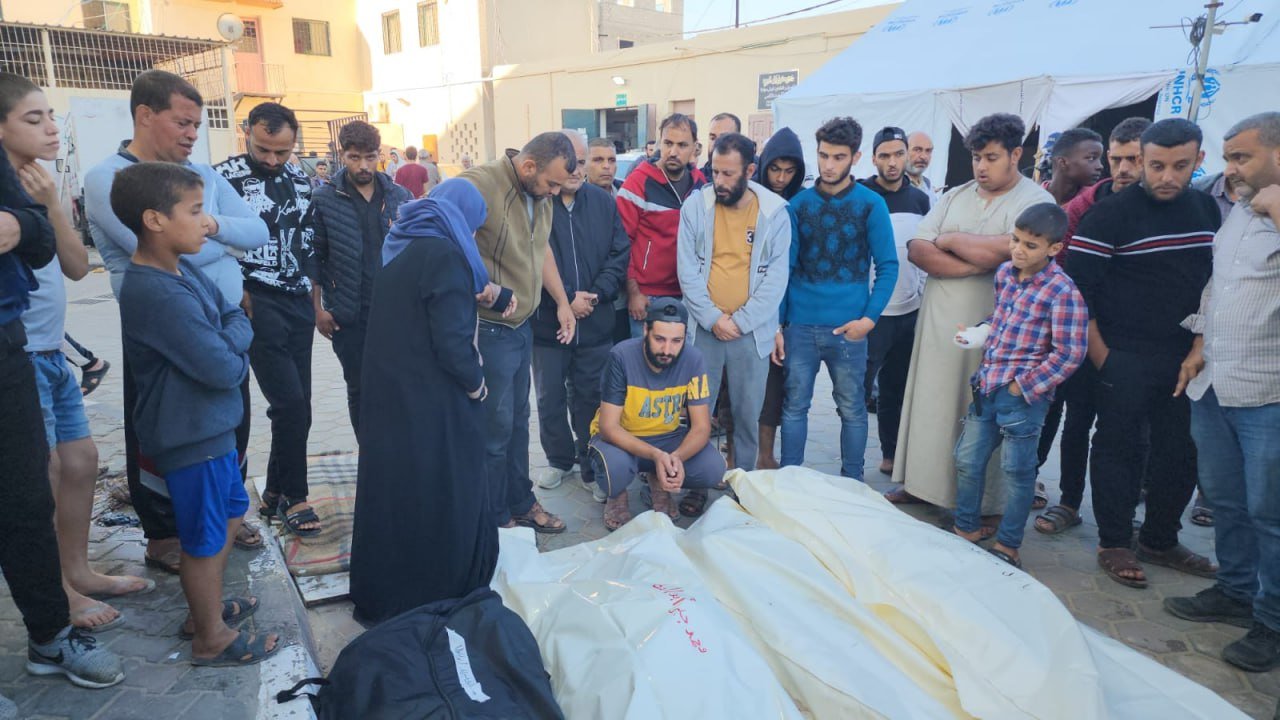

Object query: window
[234,19,260,54]
[206,106,230,130]
[382,11,402,54]
[82,1,131,32]
[292,19,331,56]
[417,2,440,47]
[619,39,634,49]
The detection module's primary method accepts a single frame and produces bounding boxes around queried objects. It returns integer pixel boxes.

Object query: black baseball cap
[645,297,688,325]
[872,126,908,153]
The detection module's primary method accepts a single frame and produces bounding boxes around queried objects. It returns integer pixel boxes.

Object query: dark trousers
[0,328,71,644]
[62,332,96,366]
[478,320,536,525]
[330,319,367,439]
[248,289,314,499]
[1090,349,1197,551]
[532,341,611,483]
[125,340,251,540]
[759,361,784,428]
[1036,365,1098,510]
[865,310,916,460]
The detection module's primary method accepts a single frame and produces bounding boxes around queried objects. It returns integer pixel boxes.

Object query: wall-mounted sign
[758,70,798,110]
[615,93,628,107]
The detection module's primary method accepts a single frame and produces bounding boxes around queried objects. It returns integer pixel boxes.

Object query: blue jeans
[780,325,869,480]
[1191,388,1280,631]
[954,383,1051,549]
[477,320,536,525]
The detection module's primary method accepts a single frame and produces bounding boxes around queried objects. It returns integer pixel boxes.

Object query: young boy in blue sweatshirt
[112,163,279,667]
[951,203,1088,569]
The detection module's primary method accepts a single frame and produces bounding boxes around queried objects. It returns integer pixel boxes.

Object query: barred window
[293,18,331,56]
[382,11,402,55]
[417,2,440,47]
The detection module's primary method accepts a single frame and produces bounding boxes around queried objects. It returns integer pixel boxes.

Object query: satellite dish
[216,14,244,43]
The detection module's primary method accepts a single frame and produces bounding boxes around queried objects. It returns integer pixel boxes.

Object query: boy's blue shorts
[165,451,249,558]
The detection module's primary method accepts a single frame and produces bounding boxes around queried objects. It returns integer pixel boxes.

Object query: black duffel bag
[278,587,563,719]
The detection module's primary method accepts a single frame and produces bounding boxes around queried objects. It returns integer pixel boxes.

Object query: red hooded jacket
[616,159,705,297]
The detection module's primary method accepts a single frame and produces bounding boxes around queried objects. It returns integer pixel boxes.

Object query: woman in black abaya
[350,179,506,625]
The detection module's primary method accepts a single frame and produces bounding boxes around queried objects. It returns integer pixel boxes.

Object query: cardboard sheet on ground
[727,468,1246,720]
[492,521,803,720]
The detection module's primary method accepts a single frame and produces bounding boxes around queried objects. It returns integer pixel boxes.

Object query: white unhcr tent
[773,0,1280,184]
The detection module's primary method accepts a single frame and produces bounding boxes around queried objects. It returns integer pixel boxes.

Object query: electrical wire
[684,0,861,37]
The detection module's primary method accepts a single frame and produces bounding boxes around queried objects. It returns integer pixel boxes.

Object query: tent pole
[1187,1,1220,124]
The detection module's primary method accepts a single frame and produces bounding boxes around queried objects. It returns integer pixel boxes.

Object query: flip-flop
[988,546,1023,569]
[80,360,110,397]
[87,576,156,600]
[1031,481,1049,510]
[144,549,181,575]
[234,523,264,550]
[884,486,925,504]
[179,596,260,640]
[1097,547,1148,589]
[953,526,996,544]
[190,629,280,667]
[1189,505,1215,527]
[73,603,124,633]
[1034,505,1082,535]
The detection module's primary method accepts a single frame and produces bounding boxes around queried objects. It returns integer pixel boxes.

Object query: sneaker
[27,626,124,689]
[1224,622,1280,672]
[1164,586,1254,628]
[581,476,607,503]
[536,465,572,490]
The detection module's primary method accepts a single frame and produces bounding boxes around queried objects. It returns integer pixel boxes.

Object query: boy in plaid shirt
[951,203,1088,567]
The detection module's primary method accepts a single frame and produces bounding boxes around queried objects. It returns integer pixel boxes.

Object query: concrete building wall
[598,0,682,50]
[492,4,895,154]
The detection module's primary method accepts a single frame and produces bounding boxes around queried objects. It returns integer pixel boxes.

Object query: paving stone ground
[6,256,1277,718]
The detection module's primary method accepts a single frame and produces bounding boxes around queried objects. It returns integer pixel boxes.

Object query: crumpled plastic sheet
[491,467,1249,720]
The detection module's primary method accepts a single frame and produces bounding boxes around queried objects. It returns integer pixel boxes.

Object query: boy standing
[112,163,279,666]
[952,204,1087,568]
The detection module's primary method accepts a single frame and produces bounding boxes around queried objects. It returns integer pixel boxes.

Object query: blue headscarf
[381,179,489,293]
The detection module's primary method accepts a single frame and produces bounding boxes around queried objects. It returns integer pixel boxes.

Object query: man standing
[214,102,321,535]
[886,113,1053,509]
[701,112,741,179]
[1067,118,1219,589]
[586,137,620,198]
[776,118,896,480]
[461,132,577,532]
[311,120,412,437]
[751,127,806,469]
[421,150,443,194]
[532,130,629,499]
[618,113,704,336]
[678,132,791,478]
[393,146,430,199]
[1043,128,1104,206]
[84,70,267,572]
[1036,117,1152,534]
[1164,112,1280,672]
[906,131,939,201]
[859,126,930,476]
[311,160,330,189]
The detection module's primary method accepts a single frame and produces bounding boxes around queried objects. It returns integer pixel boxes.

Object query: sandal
[678,488,708,518]
[953,525,996,543]
[190,629,280,667]
[144,547,181,575]
[1136,542,1218,579]
[85,575,156,600]
[604,491,632,532]
[512,501,566,534]
[1190,504,1215,527]
[258,490,281,520]
[989,546,1023,569]
[234,523,264,550]
[80,359,110,397]
[277,496,322,537]
[1097,547,1148,588]
[884,486,925,505]
[1032,481,1048,510]
[647,475,679,520]
[180,596,259,640]
[1035,505,1082,535]
[72,601,124,633]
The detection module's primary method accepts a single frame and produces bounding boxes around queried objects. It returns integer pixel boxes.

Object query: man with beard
[906,131,939,202]
[619,114,705,338]
[701,112,741,179]
[859,126,930,476]
[751,126,805,468]
[311,120,412,438]
[776,117,897,480]
[587,298,722,531]
[1044,128,1104,206]
[461,132,577,533]
[214,102,321,536]
[679,132,792,479]
[885,113,1053,510]
[1067,118,1220,589]
[1036,117,1151,535]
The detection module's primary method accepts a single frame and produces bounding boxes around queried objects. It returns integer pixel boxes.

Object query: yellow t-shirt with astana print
[707,190,758,314]
[589,338,712,439]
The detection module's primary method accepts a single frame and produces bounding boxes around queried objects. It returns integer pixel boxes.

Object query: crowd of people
[0,61,1277,709]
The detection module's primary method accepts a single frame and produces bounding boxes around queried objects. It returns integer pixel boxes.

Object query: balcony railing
[234,61,285,97]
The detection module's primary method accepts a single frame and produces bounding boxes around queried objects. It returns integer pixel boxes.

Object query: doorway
[603,107,639,151]
[234,17,266,94]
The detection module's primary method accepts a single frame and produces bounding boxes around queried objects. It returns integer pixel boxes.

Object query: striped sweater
[1065,183,1220,356]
